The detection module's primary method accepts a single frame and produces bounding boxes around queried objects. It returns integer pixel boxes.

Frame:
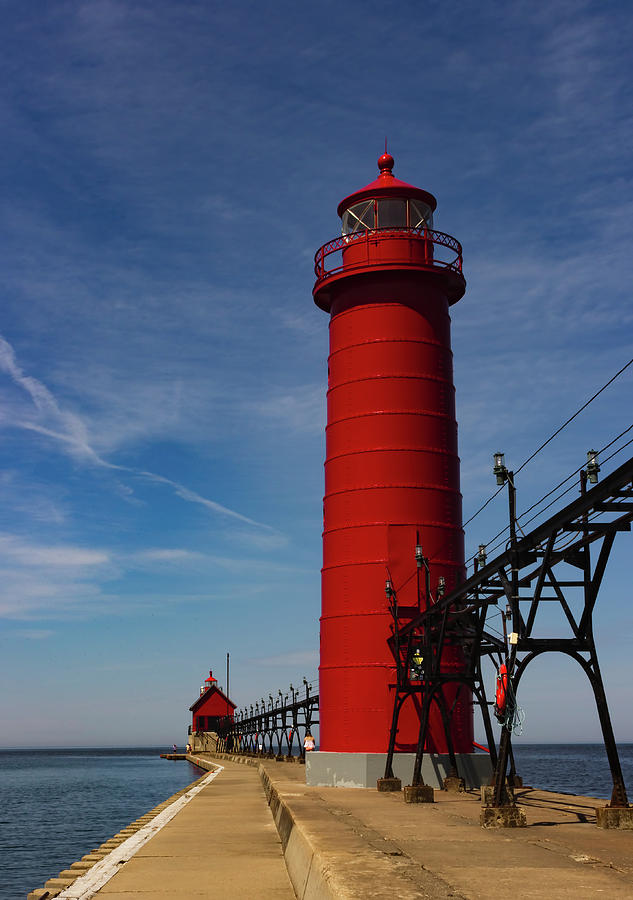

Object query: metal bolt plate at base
[595,806,633,829]
[377,777,402,792]
[404,784,434,803]
[480,806,527,828]
[443,775,466,793]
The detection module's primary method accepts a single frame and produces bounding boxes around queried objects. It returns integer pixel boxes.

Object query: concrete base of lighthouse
[305,751,492,789]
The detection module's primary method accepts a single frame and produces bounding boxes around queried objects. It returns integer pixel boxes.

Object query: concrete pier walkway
[35,760,294,900]
[31,754,633,899]
[87,761,293,899]
[257,758,633,899]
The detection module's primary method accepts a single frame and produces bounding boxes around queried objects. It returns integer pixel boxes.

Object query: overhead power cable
[477,424,633,560]
[518,423,633,524]
[462,484,505,529]
[461,356,633,533]
[516,427,633,535]
[514,356,633,476]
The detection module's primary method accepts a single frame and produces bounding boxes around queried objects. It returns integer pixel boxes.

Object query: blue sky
[1,0,632,748]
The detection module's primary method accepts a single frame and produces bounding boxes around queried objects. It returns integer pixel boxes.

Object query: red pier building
[188,669,235,753]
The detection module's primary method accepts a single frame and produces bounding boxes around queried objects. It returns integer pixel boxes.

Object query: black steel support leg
[437,693,459,777]
[584,652,629,807]
[384,693,408,779]
[475,685,498,770]
[412,692,433,786]
[492,728,512,806]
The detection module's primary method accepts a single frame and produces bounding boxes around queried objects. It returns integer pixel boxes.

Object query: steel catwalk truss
[218,682,319,760]
[384,455,633,809]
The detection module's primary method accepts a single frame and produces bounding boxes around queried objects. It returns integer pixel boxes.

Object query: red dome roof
[337,153,437,218]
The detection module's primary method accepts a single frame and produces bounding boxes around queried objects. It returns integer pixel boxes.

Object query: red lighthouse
[309,153,476,786]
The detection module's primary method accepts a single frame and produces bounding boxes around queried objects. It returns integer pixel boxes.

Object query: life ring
[494,664,508,721]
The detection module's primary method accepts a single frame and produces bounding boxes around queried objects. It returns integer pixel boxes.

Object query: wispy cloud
[136,470,276,530]
[0,534,109,567]
[0,532,114,618]
[0,332,278,533]
[0,566,104,619]
[0,529,311,621]
[0,470,67,525]
[0,335,109,466]
[247,385,325,435]
[132,548,202,562]
[13,629,55,640]
[225,529,290,552]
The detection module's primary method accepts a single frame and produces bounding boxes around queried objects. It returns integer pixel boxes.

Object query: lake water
[1,743,632,900]
[0,748,204,900]
[511,742,633,798]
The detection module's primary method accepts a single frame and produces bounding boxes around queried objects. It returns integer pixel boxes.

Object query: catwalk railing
[217,679,319,759]
[313,225,463,286]
[384,454,633,808]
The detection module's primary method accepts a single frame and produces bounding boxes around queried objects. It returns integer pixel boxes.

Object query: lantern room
[339,153,436,235]
[314,152,464,315]
[201,670,217,695]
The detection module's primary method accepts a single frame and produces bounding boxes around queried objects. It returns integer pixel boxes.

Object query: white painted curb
[56,763,223,900]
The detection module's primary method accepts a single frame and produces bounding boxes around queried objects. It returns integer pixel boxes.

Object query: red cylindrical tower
[314,153,473,758]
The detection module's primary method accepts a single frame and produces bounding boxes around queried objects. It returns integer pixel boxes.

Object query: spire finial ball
[377,152,394,174]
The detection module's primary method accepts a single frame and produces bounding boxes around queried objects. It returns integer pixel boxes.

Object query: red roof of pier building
[189,669,236,731]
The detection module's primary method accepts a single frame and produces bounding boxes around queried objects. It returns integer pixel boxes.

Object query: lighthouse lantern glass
[410,198,433,229]
[342,200,375,235]
[376,198,406,228]
[342,197,434,236]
